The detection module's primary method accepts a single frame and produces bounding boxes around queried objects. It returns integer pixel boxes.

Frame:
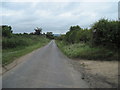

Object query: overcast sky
[0,0,119,34]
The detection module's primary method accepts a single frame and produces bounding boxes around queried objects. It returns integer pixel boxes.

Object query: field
[2,35,50,65]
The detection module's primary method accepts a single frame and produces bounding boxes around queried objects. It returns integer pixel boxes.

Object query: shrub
[2,25,13,37]
[91,19,119,48]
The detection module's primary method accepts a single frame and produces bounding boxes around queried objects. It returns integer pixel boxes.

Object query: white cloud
[1,2,118,34]
[59,12,73,17]
[35,10,52,18]
[2,0,120,2]
[1,10,23,17]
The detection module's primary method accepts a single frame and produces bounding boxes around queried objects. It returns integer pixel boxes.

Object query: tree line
[1,25,54,39]
[1,25,54,49]
[57,19,119,50]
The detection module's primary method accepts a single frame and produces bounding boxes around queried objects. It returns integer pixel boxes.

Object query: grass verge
[56,40,118,60]
[2,37,50,65]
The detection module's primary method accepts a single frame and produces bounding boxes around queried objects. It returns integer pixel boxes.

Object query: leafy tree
[2,25,13,37]
[70,25,81,31]
[65,25,91,43]
[65,25,82,43]
[91,19,119,48]
[68,30,78,44]
[34,27,42,35]
[76,29,91,43]
[23,32,28,35]
[46,32,54,39]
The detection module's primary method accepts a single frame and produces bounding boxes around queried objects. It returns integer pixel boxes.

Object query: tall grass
[2,35,50,65]
[2,35,48,49]
[56,40,118,60]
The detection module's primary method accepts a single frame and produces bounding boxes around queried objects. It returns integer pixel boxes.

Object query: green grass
[0,49,1,65]
[2,36,50,65]
[56,40,118,60]
[0,37,2,65]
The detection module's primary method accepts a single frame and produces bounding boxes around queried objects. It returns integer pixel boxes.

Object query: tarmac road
[3,40,89,88]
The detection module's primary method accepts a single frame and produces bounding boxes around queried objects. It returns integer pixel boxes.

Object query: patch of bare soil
[68,59,119,88]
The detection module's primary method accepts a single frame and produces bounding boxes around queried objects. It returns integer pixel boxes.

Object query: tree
[68,30,78,44]
[91,18,119,48]
[34,27,42,35]
[75,29,91,43]
[2,25,13,37]
[65,25,82,43]
[91,19,109,45]
[46,32,54,39]
[70,25,81,31]
[23,32,28,35]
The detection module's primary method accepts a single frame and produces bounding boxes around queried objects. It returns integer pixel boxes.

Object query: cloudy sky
[0,0,119,34]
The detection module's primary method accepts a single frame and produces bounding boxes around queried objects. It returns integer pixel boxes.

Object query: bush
[91,19,119,48]
[2,25,13,37]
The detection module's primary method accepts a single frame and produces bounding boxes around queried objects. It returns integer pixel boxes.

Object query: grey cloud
[1,2,118,34]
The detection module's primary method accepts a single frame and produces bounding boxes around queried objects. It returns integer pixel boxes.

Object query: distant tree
[23,32,28,35]
[2,25,13,37]
[42,33,46,37]
[34,27,42,35]
[70,25,81,31]
[65,25,82,43]
[46,32,54,39]
[57,34,65,40]
[43,33,45,35]
[29,32,35,35]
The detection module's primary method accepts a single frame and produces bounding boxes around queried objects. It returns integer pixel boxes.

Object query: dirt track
[68,59,118,88]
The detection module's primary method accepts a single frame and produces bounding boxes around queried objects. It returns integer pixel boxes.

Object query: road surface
[3,40,89,88]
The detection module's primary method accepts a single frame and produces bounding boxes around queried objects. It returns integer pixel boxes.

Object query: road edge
[1,42,50,75]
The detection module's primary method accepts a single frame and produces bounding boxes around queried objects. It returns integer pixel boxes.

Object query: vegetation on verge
[1,25,50,65]
[3,37,50,65]
[56,41,118,60]
[56,19,119,60]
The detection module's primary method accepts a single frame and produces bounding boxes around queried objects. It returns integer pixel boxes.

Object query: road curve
[3,40,89,88]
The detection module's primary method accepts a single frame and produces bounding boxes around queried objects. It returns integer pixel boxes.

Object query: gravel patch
[67,59,118,88]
